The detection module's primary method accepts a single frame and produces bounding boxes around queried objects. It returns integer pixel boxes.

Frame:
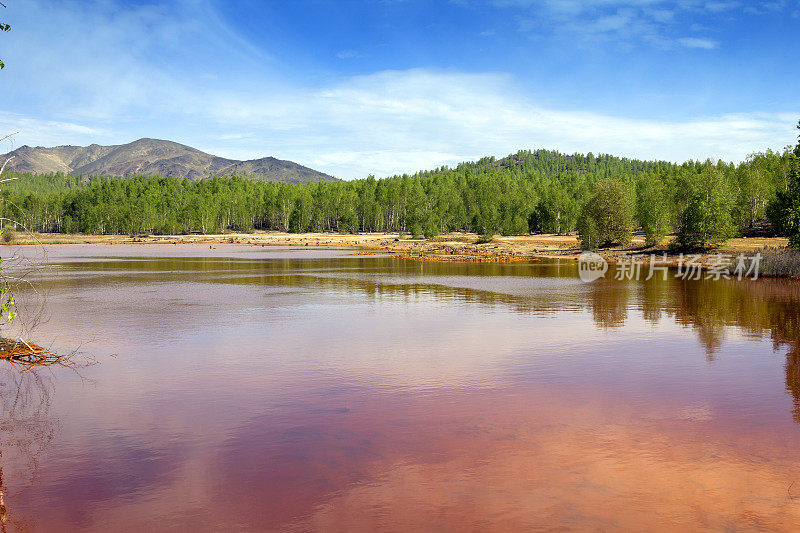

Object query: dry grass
[427,234,475,243]
[756,246,800,278]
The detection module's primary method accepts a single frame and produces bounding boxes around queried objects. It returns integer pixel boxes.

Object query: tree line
[1,137,799,250]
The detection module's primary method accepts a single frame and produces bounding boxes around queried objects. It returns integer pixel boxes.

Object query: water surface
[2,244,800,531]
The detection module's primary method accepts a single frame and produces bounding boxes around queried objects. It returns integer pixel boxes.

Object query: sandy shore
[4,231,790,264]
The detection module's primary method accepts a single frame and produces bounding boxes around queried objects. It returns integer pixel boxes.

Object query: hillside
[0,138,337,183]
[0,145,792,240]
[430,149,674,178]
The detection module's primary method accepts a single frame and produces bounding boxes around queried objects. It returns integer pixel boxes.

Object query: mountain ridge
[1,138,337,184]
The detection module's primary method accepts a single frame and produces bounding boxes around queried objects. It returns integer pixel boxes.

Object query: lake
[2,244,800,531]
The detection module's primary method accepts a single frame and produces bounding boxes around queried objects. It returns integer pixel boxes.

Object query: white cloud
[336,49,362,59]
[0,1,795,179]
[468,0,786,49]
[677,36,718,48]
[744,0,786,14]
[185,69,795,178]
[2,64,795,179]
[0,0,282,122]
[0,112,106,149]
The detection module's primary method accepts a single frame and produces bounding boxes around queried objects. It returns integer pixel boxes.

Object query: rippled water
[2,244,800,531]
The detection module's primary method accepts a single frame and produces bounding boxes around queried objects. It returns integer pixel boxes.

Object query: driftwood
[0,337,66,368]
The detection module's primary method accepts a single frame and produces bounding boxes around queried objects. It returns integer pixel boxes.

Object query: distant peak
[130,137,171,144]
[1,138,337,183]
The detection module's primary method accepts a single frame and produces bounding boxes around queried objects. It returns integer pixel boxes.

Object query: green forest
[1,122,799,250]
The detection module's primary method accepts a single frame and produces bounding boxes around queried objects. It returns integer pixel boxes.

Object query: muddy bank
[3,231,792,265]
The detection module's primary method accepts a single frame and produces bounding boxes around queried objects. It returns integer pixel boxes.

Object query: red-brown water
[2,244,800,531]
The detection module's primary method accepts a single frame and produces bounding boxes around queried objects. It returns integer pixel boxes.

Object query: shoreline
[3,231,791,264]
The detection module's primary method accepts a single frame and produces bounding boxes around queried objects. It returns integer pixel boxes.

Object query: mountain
[0,138,337,183]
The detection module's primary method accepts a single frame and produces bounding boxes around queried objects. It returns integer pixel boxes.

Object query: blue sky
[0,0,798,178]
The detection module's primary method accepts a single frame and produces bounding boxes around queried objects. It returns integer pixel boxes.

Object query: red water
[1,244,799,531]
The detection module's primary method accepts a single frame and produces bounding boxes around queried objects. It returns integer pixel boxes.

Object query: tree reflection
[589,273,800,422]
[588,279,630,329]
[672,279,736,358]
[637,275,670,326]
[0,366,58,532]
[761,299,800,423]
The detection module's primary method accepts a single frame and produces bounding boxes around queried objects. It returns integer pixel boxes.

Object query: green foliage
[767,155,800,248]
[636,173,671,246]
[676,165,736,249]
[0,259,15,323]
[733,151,779,229]
[0,138,797,248]
[578,178,633,250]
[1,226,14,243]
[476,232,495,244]
[796,120,800,158]
[423,215,439,239]
[0,150,670,236]
[577,216,601,251]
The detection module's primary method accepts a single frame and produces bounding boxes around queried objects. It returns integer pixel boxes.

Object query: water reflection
[2,245,800,530]
[20,248,800,424]
[32,255,587,316]
[0,368,58,532]
[588,278,631,329]
[588,275,800,417]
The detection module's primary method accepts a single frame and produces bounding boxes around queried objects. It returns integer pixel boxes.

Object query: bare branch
[0,132,17,144]
[0,156,14,177]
